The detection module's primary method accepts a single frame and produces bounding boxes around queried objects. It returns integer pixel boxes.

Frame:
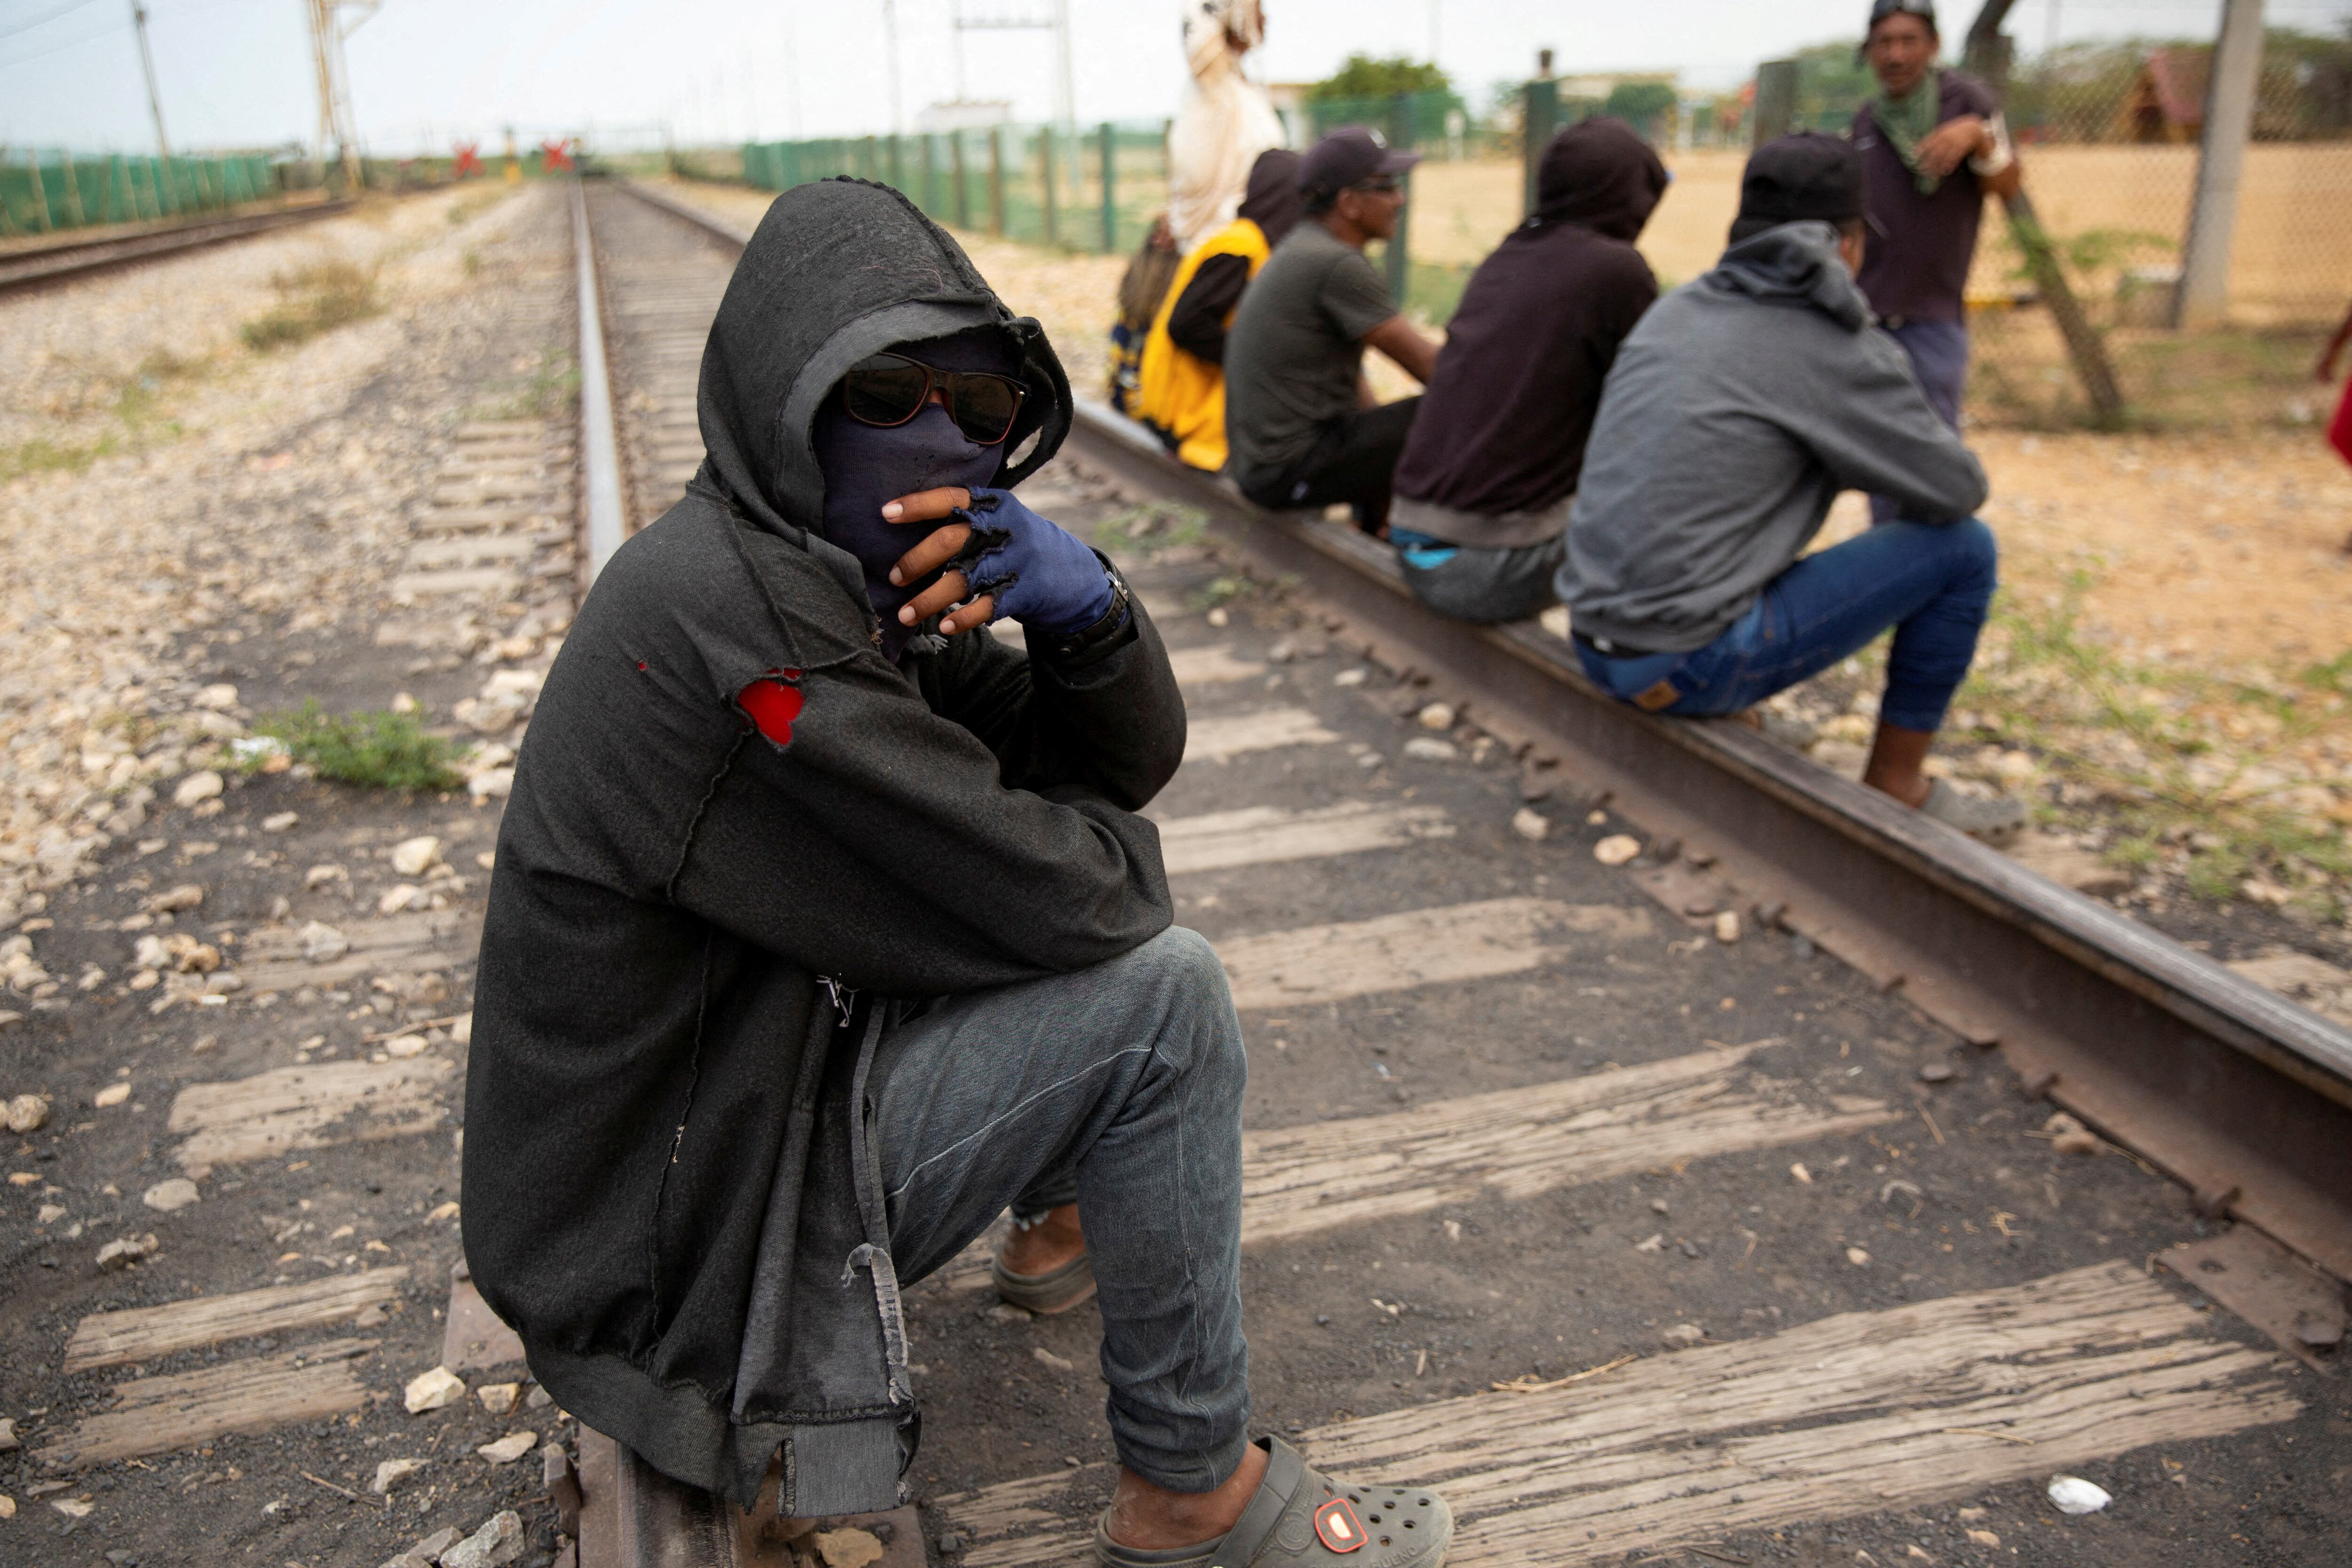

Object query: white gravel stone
[172,771,224,808]
[477,1431,537,1465]
[476,1381,521,1416]
[1415,702,1455,731]
[193,684,240,711]
[403,1365,467,1413]
[371,1457,426,1495]
[95,1232,159,1269]
[1510,808,1549,842]
[1592,835,1642,866]
[5,1093,49,1132]
[382,1034,429,1059]
[390,836,443,876]
[262,811,300,832]
[142,1178,200,1212]
[93,1080,131,1107]
[300,920,350,962]
[1402,737,1458,763]
[439,1509,526,1568]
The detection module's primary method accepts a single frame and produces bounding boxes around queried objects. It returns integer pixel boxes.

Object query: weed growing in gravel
[240,260,381,351]
[468,348,580,421]
[252,701,462,791]
[2,349,203,479]
[1956,573,2352,915]
[1095,501,1207,558]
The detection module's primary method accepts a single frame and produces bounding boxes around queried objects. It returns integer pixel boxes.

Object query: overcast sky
[5,0,2350,158]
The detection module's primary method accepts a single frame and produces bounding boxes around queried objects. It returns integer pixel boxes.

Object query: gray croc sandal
[1921,778,2027,844]
[991,1248,1098,1314]
[1093,1436,1451,1568]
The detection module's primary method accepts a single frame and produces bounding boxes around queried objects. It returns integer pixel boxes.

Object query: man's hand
[882,486,1114,637]
[1915,114,1992,179]
[883,487,993,633]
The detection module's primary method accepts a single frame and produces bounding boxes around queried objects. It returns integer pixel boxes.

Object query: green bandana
[1873,69,1944,195]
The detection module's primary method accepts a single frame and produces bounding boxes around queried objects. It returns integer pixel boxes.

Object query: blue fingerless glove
[953,487,1116,635]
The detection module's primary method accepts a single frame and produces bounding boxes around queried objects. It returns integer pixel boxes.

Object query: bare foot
[1104,1441,1270,1551]
[997,1202,1086,1277]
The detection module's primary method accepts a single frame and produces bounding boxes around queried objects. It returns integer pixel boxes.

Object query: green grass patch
[240,260,381,351]
[252,701,463,792]
[1094,500,1208,558]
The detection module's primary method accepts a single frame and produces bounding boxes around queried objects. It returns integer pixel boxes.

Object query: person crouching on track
[1134,148,1304,471]
[1385,117,1668,624]
[1557,134,2024,839]
[462,177,1455,1568]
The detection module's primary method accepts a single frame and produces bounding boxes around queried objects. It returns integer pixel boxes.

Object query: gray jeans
[1398,533,1568,624]
[871,925,1251,1494]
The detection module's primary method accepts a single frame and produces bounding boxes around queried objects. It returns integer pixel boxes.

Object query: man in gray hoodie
[1557,134,2020,836]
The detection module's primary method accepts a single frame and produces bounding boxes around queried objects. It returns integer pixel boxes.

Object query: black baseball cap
[1867,0,1937,33]
[1730,132,1866,243]
[1298,127,1422,203]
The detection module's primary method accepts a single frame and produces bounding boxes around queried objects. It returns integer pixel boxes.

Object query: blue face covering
[813,330,1023,658]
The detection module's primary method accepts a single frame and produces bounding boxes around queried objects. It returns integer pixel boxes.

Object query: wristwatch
[1041,559,1134,662]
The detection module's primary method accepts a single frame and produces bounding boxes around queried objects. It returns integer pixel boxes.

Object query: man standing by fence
[1851,0,2019,521]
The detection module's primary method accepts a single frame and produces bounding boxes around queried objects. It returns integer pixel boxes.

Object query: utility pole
[883,0,904,136]
[129,0,171,159]
[306,0,377,192]
[2176,0,2265,329]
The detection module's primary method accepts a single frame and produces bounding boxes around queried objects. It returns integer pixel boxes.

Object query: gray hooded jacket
[1557,220,1987,652]
[463,180,1184,1513]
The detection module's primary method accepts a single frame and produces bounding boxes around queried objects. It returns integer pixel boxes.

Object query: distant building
[2114,49,2207,143]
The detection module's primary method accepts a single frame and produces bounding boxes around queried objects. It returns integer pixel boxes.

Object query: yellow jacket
[1135,216,1271,472]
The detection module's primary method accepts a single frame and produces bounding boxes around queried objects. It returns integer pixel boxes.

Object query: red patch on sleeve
[736,670,805,747]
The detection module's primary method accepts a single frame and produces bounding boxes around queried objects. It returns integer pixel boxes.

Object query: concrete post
[2176,0,2265,329]
[1752,60,1797,147]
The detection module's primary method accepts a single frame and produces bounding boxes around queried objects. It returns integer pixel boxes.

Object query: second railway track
[567,176,2352,1568]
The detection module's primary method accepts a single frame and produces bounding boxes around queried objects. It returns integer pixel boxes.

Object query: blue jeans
[871,926,1251,1495]
[1871,318,1970,525]
[1577,517,1998,733]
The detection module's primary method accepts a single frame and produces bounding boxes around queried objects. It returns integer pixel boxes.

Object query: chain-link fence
[1762,31,2352,429]
[0,151,295,239]
[739,122,1171,257]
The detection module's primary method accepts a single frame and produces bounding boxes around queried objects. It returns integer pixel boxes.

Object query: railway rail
[560,175,2352,1568]
[0,199,361,296]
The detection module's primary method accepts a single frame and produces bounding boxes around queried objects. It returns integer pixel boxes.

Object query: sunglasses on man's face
[839,353,1027,446]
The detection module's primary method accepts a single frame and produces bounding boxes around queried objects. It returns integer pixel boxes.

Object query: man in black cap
[1223,126,1441,531]
[1853,0,2019,520]
[1557,133,2025,839]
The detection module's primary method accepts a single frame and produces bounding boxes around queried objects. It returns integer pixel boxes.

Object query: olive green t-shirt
[1222,222,1398,492]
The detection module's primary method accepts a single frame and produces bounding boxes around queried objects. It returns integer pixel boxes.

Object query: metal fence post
[1384,95,1414,307]
[25,154,52,233]
[1041,129,1058,247]
[1098,122,1116,252]
[1752,60,1797,146]
[952,133,970,227]
[1520,79,1558,219]
[888,134,903,192]
[2177,0,2265,329]
[987,127,1005,236]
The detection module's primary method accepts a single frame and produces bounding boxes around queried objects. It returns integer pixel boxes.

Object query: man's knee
[1947,516,1998,584]
[1113,926,1243,1075]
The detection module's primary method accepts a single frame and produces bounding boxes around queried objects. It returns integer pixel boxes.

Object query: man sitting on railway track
[1223,127,1440,533]
[1557,134,2024,838]
[1384,117,1668,624]
[464,176,1454,1568]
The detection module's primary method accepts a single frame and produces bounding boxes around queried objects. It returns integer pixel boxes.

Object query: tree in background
[1308,54,1454,103]
[1602,81,1679,141]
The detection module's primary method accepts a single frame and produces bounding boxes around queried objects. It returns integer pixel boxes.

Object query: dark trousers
[1242,396,1422,531]
[1870,318,1970,525]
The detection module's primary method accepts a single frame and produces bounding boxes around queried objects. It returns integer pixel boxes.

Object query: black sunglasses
[839,353,1027,446]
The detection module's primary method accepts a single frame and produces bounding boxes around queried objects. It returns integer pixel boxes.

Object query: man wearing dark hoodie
[1134,148,1303,471]
[1557,135,2023,837]
[1386,118,1667,624]
[464,178,1453,1568]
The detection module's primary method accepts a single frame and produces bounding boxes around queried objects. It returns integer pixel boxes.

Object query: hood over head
[1532,117,1669,240]
[1236,148,1305,246]
[693,178,1070,553]
[1701,219,1872,333]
